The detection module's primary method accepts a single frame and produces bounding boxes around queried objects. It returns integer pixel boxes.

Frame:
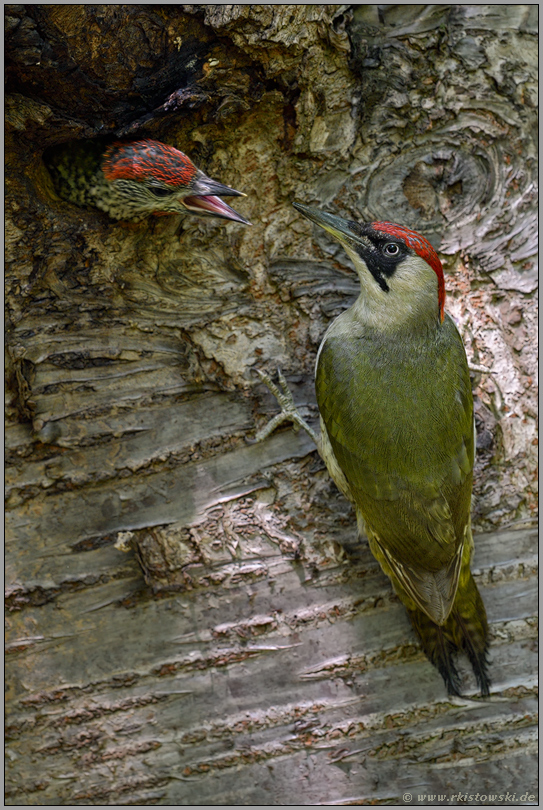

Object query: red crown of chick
[103,140,198,187]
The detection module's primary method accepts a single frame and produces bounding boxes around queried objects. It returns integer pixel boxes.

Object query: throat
[349,288,439,335]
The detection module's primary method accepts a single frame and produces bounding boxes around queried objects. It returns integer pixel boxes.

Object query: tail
[406,572,490,697]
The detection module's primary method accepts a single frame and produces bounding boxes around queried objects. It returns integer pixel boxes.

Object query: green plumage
[316,306,489,695]
[316,315,473,567]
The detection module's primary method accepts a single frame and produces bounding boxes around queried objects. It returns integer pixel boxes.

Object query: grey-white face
[342,241,440,332]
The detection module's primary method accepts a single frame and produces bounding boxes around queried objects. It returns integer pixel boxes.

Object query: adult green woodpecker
[257,203,490,696]
[45,138,251,225]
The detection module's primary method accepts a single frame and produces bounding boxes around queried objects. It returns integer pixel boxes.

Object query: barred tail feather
[406,573,490,696]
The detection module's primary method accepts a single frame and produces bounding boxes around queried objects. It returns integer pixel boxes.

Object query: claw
[252,369,319,445]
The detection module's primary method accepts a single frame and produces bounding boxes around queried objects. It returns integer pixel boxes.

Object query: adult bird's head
[293,203,445,330]
[102,140,251,224]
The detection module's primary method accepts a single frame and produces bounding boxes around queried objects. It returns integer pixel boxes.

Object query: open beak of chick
[184,175,252,225]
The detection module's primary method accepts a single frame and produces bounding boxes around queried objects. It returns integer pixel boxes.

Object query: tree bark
[5,4,538,805]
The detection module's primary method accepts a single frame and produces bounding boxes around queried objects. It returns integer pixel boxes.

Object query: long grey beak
[293,202,356,242]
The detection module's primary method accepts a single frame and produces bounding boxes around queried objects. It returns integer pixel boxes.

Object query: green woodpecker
[45,138,251,225]
[258,203,490,697]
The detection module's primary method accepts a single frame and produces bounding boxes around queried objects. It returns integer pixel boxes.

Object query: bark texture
[5,4,538,806]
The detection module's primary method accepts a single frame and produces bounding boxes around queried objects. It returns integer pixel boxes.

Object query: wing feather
[315,313,474,613]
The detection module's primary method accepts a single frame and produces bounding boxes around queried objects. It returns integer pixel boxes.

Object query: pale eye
[383,243,400,256]
[149,187,175,198]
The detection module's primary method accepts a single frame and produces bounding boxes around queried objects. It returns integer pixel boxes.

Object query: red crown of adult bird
[46,138,251,225]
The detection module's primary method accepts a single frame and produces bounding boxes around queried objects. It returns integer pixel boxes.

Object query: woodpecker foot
[253,369,319,445]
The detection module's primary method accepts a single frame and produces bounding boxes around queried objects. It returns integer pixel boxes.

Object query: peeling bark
[5,5,538,805]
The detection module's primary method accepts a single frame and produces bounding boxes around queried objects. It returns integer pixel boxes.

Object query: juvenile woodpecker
[257,203,490,697]
[45,139,251,225]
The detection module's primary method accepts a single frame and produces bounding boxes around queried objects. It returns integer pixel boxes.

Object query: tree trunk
[5,4,537,805]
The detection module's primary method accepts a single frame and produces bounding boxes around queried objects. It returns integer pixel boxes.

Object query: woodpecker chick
[257,203,490,697]
[45,139,251,225]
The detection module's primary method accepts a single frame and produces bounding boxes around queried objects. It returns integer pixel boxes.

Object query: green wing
[316,315,474,622]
